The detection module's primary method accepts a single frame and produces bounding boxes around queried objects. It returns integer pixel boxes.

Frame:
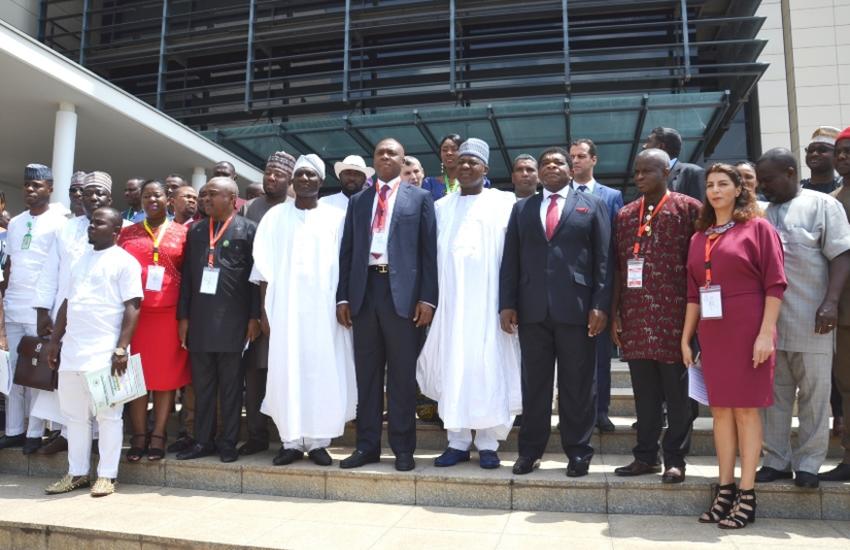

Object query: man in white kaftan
[417,138,521,469]
[251,154,357,467]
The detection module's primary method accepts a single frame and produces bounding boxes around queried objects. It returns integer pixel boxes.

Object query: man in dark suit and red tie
[499,146,611,477]
[336,138,438,472]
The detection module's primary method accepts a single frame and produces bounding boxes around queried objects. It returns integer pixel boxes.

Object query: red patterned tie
[372,183,391,232]
[545,194,559,240]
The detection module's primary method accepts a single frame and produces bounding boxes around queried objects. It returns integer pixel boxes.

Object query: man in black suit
[336,138,438,472]
[500,147,611,477]
[643,127,705,202]
[177,177,261,463]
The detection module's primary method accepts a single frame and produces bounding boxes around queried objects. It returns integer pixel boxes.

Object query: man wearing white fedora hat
[321,155,375,212]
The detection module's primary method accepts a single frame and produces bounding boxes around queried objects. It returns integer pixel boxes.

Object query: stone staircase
[1,360,847,521]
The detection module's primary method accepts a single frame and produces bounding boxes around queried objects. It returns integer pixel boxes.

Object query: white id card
[627,258,645,289]
[370,231,388,258]
[146,265,164,292]
[200,267,220,295]
[699,285,723,319]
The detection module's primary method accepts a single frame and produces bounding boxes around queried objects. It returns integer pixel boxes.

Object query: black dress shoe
[339,449,381,469]
[238,439,269,456]
[220,447,238,463]
[819,462,850,482]
[395,452,416,471]
[167,435,196,454]
[273,447,304,466]
[614,459,661,477]
[176,443,216,461]
[22,437,43,455]
[596,414,615,433]
[661,465,685,484]
[308,448,332,466]
[512,455,540,475]
[755,466,793,483]
[567,457,591,478]
[0,434,25,449]
[794,470,819,489]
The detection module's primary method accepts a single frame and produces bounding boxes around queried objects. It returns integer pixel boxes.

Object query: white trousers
[4,322,45,438]
[283,438,331,452]
[447,428,500,452]
[58,371,122,479]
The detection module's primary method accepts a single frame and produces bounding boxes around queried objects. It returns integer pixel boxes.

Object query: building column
[191,167,206,190]
[51,102,78,207]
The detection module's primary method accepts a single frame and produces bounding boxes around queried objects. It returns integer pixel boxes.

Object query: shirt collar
[572,178,597,193]
[542,185,570,201]
[377,176,401,190]
[669,157,678,168]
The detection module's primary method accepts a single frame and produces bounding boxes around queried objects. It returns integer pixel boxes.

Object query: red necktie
[372,184,391,233]
[545,194,559,240]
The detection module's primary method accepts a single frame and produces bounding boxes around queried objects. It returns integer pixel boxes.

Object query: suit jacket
[337,182,438,319]
[668,161,705,202]
[177,215,260,353]
[590,182,624,287]
[500,189,611,325]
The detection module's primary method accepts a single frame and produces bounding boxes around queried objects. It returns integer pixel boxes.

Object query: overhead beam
[563,98,571,147]
[156,0,169,110]
[244,0,256,111]
[689,90,731,161]
[277,124,311,155]
[344,116,375,155]
[79,0,89,65]
[623,94,650,186]
[343,0,351,103]
[562,0,571,92]
[679,0,691,84]
[487,105,513,176]
[413,110,441,157]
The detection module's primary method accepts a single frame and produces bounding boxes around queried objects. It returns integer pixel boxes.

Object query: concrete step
[3,448,847,521]
[610,361,631,388]
[606,387,712,417]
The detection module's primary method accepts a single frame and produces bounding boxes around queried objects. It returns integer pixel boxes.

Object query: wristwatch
[113,347,128,357]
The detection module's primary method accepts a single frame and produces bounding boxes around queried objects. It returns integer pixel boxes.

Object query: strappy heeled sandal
[147,433,167,461]
[126,433,148,463]
[719,488,757,529]
[698,482,736,523]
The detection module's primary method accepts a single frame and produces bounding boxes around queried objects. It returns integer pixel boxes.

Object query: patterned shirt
[762,189,850,353]
[615,192,702,363]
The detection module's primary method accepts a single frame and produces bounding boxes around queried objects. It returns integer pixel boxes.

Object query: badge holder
[627,257,644,289]
[699,285,723,320]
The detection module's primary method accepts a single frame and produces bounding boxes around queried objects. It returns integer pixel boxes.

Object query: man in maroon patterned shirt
[611,148,701,484]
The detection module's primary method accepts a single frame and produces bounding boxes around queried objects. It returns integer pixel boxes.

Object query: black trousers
[518,319,596,461]
[191,351,243,450]
[595,328,613,415]
[242,334,270,443]
[351,271,421,455]
[627,359,694,468]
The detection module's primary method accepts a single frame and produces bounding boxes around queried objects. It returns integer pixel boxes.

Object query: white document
[688,363,710,406]
[0,350,12,395]
[85,353,147,415]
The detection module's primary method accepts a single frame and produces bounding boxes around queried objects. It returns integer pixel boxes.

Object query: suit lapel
[360,185,376,246]
[552,189,579,238]
[389,182,409,230]
[528,193,546,240]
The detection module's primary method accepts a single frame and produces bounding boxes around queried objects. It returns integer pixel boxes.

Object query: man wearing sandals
[44,207,142,497]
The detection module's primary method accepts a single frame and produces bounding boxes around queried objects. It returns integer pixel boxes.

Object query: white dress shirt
[540,185,570,231]
[369,177,401,265]
[319,191,350,212]
[572,178,597,194]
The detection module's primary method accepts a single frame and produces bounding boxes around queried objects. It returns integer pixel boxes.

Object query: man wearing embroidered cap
[802,126,842,195]
[1,164,66,453]
[418,138,521,469]
[68,171,87,218]
[252,154,356,466]
[321,155,374,212]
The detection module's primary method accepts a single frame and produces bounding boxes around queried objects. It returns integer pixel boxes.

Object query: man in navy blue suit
[500,146,611,477]
[336,138,438,472]
[570,139,624,433]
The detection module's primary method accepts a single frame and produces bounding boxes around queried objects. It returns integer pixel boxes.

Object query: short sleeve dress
[686,217,787,407]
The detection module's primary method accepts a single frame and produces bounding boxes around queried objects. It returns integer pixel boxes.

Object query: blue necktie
[577,185,588,193]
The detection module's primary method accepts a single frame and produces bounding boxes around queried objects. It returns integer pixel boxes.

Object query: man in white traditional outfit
[44,207,142,497]
[417,138,521,469]
[320,154,374,212]
[252,154,356,467]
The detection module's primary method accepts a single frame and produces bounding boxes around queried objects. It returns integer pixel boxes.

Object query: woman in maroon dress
[118,180,191,461]
[682,164,786,529]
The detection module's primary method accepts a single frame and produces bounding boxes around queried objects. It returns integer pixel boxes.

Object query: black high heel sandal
[699,482,736,523]
[147,433,167,461]
[719,488,757,529]
[126,433,148,463]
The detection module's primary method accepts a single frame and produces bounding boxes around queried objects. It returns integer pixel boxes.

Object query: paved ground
[0,475,847,549]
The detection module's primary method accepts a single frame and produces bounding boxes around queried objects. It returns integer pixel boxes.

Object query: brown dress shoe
[37,435,68,455]
[833,416,844,439]
[661,465,686,483]
[614,459,661,476]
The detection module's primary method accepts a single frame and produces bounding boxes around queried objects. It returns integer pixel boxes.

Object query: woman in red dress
[682,164,786,529]
[118,179,191,461]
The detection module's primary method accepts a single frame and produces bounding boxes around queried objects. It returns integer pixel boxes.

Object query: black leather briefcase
[13,336,58,391]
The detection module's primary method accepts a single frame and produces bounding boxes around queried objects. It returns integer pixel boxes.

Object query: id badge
[200,267,220,295]
[21,234,31,250]
[146,265,165,292]
[699,285,723,320]
[627,258,644,289]
[370,231,388,258]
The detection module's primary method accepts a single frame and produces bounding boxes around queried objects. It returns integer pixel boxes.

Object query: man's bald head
[757,147,797,172]
[208,176,239,197]
[756,147,799,204]
[202,177,238,221]
[633,148,671,197]
[636,148,671,171]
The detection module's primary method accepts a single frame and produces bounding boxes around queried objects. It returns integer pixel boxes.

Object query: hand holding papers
[0,350,12,395]
[85,353,147,415]
[688,361,710,406]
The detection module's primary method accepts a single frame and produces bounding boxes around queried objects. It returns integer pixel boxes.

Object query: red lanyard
[377,181,398,211]
[208,215,234,267]
[632,192,670,257]
[704,232,724,286]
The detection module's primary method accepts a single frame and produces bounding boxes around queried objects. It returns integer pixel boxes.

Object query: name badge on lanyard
[700,285,723,319]
[200,267,220,295]
[202,215,234,296]
[627,258,645,289]
[146,265,165,292]
[370,231,388,258]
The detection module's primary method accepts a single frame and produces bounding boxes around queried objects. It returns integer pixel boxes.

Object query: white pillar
[50,102,78,208]
[191,167,206,190]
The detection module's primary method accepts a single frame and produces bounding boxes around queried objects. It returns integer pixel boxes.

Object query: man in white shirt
[1,164,67,454]
[44,207,142,498]
[321,155,374,212]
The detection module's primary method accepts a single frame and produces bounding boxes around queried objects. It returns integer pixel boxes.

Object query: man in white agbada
[417,138,521,469]
[251,154,356,467]
[44,207,142,498]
